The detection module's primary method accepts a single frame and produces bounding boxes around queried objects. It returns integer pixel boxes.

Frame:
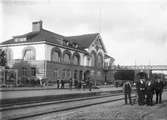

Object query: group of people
[56,78,93,91]
[123,78,165,106]
[56,79,65,89]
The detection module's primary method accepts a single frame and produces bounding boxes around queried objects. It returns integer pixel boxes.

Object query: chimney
[32,20,43,32]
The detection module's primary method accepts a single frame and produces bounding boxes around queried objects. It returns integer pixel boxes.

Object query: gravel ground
[25,93,167,120]
[143,101,167,120]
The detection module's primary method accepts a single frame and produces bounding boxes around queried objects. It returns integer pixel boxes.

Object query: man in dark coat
[136,78,146,105]
[69,78,72,89]
[145,79,154,106]
[57,79,60,88]
[89,80,93,91]
[123,80,132,105]
[154,79,164,104]
[61,79,64,89]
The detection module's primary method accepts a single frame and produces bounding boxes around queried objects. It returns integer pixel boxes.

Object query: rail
[2,92,135,120]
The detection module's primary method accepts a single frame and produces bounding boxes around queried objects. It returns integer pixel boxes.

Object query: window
[63,40,69,46]
[91,53,96,67]
[62,69,66,79]
[54,69,58,80]
[64,53,70,64]
[97,54,103,68]
[74,70,77,79]
[31,67,36,76]
[87,57,90,66]
[51,48,61,62]
[14,37,26,42]
[22,67,27,76]
[75,44,78,48]
[51,51,60,62]
[0,70,4,82]
[66,41,69,46]
[73,55,80,65]
[66,70,71,79]
[23,49,35,60]
[83,55,89,66]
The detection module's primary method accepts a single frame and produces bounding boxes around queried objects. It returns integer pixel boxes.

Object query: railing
[120,65,167,70]
[7,59,114,71]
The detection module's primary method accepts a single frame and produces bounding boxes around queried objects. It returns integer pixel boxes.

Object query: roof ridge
[65,33,99,37]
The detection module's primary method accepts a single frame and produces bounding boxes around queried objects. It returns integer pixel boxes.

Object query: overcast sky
[1,0,167,65]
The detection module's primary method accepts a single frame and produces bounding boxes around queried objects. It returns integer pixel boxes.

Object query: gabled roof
[1,29,100,51]
[65,33,99,49]
[92,35,107,52]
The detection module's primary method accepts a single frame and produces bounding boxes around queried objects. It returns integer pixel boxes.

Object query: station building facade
[0,21,114,85]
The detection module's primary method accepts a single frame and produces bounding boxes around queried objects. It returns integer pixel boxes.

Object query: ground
[57,101,167,120]
[26,93,167,120]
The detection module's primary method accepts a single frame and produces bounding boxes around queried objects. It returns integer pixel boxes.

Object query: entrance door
[74,70,77,80]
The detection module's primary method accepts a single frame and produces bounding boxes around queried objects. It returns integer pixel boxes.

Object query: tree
[0,49,8,87]
[0,49,7,67]
[12,60,39,86]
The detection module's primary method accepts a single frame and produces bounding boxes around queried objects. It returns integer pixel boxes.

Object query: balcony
[7,59,45,67]
[7,59,110,71]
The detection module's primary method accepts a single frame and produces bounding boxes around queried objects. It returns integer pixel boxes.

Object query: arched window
[73,56,79,65]
[73,52,80,65]
[52,51,59,62]
[83,55,89,66]
[63,50,71,64]
[64,54,70,64]
[23,47,35,60]
[91,51,96,67]
[51,48,61,62]
[66,70,71,79]
[97,53,103,68]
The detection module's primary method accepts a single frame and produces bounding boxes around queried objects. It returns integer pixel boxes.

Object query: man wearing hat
[123,80,132,105]
[154,79,164,104]
[136,78,146,105]
[145,79,154,106]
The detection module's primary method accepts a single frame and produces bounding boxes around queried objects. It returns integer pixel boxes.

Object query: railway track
[1,92,136,120]
[2,89,166,120]
[0,92,123,111]
[0,89,123,108]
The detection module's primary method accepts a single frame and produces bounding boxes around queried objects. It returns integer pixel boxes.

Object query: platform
[0,86,122,100]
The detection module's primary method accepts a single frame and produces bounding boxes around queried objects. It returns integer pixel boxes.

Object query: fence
[0,67,18,87]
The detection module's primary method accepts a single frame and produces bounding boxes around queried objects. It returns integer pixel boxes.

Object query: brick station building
[0,21,114,85]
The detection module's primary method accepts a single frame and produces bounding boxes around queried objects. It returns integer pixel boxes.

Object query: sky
[1,0,167,65]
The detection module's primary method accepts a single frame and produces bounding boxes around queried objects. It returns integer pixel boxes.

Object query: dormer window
[66,41,69,46]
[68,42,72,47]
[14,38,19,42]
[63,40,69,46]
[75,44,78,48]
[72,42,77,48]
[14,37,27,42]
[58,38,64,45]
